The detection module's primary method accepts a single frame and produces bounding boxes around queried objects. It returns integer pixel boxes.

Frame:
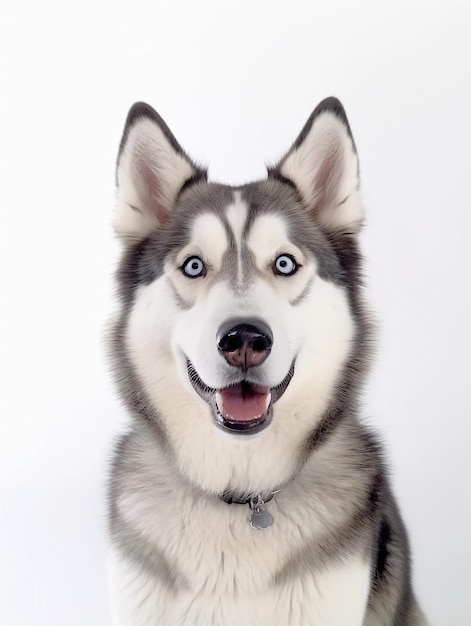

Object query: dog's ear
[270,97,362,235]
[115,103,207,241]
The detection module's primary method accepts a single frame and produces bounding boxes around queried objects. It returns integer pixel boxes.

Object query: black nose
[217,318,273,370]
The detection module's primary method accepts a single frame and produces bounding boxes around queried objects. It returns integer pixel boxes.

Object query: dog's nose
[217,319,273,370]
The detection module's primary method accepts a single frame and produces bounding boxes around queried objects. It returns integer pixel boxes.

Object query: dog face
[111,99,367,495]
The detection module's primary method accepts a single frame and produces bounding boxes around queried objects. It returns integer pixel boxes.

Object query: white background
[1,1,470,624]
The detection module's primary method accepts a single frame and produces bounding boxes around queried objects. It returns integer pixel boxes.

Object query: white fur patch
[247,212,296,259]
[246,213,311,299]
[225,191,248,283]
[174,213,228,274]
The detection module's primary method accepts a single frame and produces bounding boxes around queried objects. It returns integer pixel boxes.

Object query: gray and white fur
[107,98,427,625]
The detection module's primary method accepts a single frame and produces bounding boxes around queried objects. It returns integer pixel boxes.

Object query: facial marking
[187,213,228,270]
[246,213,308,276]
[166,277,192,310]
[168,213,228,307]
[289,275,315,306]
[246,213,317,305]
[246,214,295,267]
[225,191,249,286]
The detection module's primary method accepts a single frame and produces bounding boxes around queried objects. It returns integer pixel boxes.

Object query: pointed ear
[115,102,207,241]
[270,97,363,235]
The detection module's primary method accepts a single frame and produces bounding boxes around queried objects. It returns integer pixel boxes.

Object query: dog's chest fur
[110,428,372,626]
[111,549,369,626]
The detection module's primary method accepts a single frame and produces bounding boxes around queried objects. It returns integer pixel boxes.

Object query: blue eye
[182,256,205,278]
[274,254,298,276]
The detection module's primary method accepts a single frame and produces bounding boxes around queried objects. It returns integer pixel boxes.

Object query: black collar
[219,489,280,506]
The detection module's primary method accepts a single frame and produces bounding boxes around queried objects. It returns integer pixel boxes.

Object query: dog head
[110,99,370,495]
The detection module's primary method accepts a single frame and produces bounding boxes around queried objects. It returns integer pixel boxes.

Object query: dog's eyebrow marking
[166,277,193,310]
[191,213,229,263]
[290,275,315,306]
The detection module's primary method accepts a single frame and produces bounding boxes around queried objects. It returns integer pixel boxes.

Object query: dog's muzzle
[187,318,294,435]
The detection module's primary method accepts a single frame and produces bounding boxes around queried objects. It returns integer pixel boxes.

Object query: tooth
[265,393,272,411]
[215,392,223,413]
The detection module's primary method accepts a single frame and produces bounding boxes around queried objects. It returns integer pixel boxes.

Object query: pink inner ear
[132,154,167,223]
[311,139,344,217]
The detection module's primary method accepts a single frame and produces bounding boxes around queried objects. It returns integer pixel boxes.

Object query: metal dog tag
[250,508,274,530]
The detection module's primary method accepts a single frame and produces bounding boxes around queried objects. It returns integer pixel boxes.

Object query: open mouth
[186,360,295,435]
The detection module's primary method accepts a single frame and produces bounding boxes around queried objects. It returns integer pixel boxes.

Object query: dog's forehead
[178,179,310,247]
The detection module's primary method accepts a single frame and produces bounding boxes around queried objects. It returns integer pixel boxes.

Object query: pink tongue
[217,384,270,421]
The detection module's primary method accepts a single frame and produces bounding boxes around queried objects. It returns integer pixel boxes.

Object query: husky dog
[108,98,427,625]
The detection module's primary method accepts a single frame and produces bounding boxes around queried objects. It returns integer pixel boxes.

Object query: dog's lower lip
[214,408,269,433]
